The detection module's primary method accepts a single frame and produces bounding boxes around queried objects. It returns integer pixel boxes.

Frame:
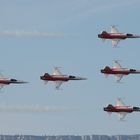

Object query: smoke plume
[0,30,64,38]
[0,104,67,113]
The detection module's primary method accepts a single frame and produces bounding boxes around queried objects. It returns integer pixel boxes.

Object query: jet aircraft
[104,98,140,121]
[98,26,140,47]
[40,67,87,89]
[0,74,28,89]
[101,60,140,82]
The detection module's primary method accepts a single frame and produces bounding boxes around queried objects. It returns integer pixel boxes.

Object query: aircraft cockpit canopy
[130,69,136,72]
[133,107,140,110]
[126,33,133,37]
[10,79,17,82]
[69,75,76,78]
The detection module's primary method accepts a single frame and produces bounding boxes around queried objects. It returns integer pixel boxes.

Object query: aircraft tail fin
[44,73,50,77]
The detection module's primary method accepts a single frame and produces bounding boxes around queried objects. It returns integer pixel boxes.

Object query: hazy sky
[0,0,140,135]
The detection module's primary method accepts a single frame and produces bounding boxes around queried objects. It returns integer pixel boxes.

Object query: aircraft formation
[1,26,140,121]
[99,26,140,120]
[0,67,87,90]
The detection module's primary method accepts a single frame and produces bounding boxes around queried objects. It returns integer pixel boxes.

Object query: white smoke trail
[0,104,68,113]
[0,30,64,38]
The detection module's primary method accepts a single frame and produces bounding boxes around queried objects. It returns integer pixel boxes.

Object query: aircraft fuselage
[40,73,86,81]
[0,79,27,85]
[98,31,140,40]
[104,104,140,113]
[101,66,140,75]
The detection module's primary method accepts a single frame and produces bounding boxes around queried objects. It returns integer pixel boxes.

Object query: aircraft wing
[118,112,127,121]
[54,81,64,89]
[53,67,62,75]
[0,73,8,80]
[113,60,122,68]
[0,73,4,78]
[116,98,125,106]
[112,39,120,47]
[115,74,123,82]
[111,26,119,33]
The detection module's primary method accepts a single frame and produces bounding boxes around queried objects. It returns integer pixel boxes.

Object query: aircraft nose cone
[80,77,87,80]
[17,80,28,84]
[70,76,87,80]
[40,76,43,80]
[78,77,87,80]
[22,81,28,84]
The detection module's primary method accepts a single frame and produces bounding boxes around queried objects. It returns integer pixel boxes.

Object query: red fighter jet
[40,67,87,89]
[0,74,28,89]
[98,26,140,47]
[104,98,140,121]
[101,60,140,82]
